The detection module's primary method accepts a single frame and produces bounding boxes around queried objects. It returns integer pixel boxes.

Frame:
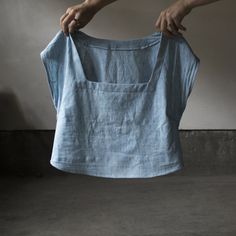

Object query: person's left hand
[155,0,192,37]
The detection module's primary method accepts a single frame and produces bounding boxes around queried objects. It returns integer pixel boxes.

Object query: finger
[60,12,69,32]
[68,19,82,34]
[68,20,77,34]
[155,11,165,30]
[173,18,187,31]
[62,11,77,36]
[161,18,173,37]
[69,12,84,33]
[164,28,175,37]
[155,15,161,29]
[60,12,69,25]
[167,19,179,36]
[170,20,183,36]
[66,7,73,14]
[179,24,187,31]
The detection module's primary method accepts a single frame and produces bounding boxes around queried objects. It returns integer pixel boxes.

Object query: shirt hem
[49,159,184,179]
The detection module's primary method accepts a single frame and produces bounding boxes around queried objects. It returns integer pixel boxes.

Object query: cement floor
[1,174,236,236]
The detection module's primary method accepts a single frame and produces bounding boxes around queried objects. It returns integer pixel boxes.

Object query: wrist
[182,0,196,10]
[83,0,106,12]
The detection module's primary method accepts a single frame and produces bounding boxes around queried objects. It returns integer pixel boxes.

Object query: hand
[60,1,99,36]
[155,0,193,37]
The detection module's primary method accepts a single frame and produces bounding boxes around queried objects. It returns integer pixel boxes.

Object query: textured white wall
[0,0,235,129]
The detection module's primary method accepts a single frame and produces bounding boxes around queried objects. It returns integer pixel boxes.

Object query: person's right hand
[60,1,99,36]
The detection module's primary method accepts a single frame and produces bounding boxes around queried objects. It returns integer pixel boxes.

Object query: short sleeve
[175,37,200,114]
[40,30,66,112]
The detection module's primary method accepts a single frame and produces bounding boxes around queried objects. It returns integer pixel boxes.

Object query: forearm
[183,0,221,9]
[84,0,118,11]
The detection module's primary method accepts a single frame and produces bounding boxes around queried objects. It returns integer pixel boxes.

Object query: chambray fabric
[40,29,200,178]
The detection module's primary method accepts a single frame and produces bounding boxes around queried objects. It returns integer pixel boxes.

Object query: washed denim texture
[40,29,200,178]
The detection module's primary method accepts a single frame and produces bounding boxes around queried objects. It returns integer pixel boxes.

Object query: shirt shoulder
[40,30,66,61]
[166,34,200,64]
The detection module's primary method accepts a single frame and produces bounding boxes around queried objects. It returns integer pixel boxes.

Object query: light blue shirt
[40,29,200,178]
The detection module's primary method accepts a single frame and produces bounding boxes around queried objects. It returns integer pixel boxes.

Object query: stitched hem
[50,159,184,179]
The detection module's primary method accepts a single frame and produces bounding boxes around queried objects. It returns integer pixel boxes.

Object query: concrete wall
[1,130,236,176]
[0,0,235,130]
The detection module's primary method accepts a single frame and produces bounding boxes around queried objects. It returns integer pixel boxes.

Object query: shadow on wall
[0,87,34,130]
[0,129,57,177]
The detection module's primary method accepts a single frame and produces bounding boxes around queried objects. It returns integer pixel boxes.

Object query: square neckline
[69,29,167,92]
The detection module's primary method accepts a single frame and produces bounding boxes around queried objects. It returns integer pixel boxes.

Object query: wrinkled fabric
[40,29,200,178]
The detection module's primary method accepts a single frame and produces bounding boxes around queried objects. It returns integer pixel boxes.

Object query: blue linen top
[40,29,200,178]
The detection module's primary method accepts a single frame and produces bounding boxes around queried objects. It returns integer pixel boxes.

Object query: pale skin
[60,0,221,37]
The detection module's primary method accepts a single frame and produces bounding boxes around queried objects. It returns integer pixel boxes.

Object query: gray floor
[1,174,236,236]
